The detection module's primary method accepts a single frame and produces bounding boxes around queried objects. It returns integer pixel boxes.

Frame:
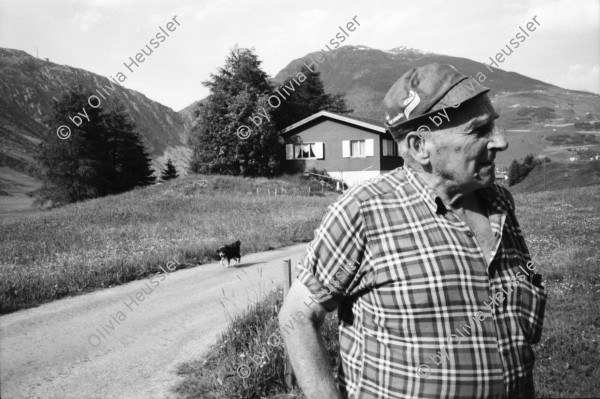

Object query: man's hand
[278,280,342,399]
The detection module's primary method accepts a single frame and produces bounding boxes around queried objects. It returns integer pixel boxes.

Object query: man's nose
[488,128,508,152]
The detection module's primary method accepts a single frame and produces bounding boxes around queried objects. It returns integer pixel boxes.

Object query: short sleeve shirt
[296,166,547,399]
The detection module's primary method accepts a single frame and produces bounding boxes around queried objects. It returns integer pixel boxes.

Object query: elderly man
[279,63,547,399]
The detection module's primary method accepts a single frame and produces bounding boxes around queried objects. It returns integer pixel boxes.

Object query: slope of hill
[0,48,192,184]
[510,160,600,193]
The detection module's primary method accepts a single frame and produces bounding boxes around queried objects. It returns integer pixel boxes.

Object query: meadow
[174,184,600,399]
[0,174,334,314]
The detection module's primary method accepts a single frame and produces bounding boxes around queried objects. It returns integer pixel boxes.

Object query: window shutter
[342,140,350,158]
[382,139,389,156]
[285,144,294,160]
[365,139,374,157]
[396,142,401,157]
[314,142,324,159]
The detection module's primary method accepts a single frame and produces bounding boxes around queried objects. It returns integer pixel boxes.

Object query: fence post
[282,259,295,389]
[283,258,292,297]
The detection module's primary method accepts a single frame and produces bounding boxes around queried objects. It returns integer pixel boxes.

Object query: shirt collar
[402,166,512,217]
[402,166,449,216]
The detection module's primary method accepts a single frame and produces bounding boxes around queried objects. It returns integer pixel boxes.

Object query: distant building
[280,111,404,187]
[572,145,591,152]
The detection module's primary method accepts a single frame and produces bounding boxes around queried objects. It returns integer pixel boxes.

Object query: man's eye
[474,125,493,136]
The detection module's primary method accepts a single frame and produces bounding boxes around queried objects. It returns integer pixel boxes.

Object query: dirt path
[0,244,307,399]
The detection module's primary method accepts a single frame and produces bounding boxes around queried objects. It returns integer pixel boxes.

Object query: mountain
[269,45,600,165]
[0,48,192,183]
[273,45,600,124]
[181,45,599,166]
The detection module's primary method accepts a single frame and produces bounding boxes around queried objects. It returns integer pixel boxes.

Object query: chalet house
[280,111,404,187]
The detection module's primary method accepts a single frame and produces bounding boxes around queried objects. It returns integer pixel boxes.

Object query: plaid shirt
[297,166,547,399]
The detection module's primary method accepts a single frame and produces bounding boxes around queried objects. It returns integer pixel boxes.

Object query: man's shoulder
[342,168,409,204]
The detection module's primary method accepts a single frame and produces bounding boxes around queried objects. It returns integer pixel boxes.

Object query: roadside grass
[174,185,600,398]
[174,287,340,399]
[0,174,334,314]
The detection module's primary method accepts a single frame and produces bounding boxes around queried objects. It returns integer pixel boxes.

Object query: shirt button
[466,231,474,238]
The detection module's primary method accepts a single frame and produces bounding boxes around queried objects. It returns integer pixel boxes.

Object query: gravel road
[0,244,307,399]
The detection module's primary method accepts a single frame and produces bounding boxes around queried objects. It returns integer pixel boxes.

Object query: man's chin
[478,172,495,186]
[472,168,495,186]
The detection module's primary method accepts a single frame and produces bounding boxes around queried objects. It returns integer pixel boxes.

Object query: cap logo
[403,90,420,119]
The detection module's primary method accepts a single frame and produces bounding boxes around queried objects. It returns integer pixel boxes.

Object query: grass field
[174,184,600,399]
[0,174,334,314]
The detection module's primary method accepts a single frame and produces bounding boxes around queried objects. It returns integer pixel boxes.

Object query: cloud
[523,0,599,31]
[73,9,101,31]
[565,64,600,94]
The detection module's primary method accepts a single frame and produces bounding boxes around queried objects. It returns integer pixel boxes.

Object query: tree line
[36,88,180,207]
[36,46,350,207]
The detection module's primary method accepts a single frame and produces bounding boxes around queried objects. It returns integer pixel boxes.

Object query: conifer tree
[272,65,352,131]
[35,87,155,207]
[161,158,179,181]
[189,46,283,177]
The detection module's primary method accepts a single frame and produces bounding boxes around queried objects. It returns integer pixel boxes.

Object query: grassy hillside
[0,174,335,314]
[511,160,600,193]
[174,185,600,399]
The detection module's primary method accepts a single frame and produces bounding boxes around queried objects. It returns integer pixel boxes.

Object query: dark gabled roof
[343,114,385,127]
[280,111,388,136]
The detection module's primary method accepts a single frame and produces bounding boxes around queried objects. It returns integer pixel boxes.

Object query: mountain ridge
[0,47,192,181]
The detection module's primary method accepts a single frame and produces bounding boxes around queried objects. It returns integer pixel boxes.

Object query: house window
[342,139,374,158]
[285,142,324,160]
[296,143,316,159]
[382,139,401,157]
[350,140,365,157]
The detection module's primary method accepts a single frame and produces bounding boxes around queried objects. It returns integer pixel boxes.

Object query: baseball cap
[383,63,490,139]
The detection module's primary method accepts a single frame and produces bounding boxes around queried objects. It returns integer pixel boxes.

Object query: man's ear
[405,131,431,166]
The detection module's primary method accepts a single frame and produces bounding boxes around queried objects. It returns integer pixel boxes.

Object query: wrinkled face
[427,96,508,191]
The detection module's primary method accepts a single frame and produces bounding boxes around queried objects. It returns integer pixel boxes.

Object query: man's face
[426,96,508,192]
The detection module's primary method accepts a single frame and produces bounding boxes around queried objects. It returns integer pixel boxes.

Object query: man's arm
[279,279,342,399]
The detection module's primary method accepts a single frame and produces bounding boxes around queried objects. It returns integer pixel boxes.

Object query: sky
[1,0,598,111]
